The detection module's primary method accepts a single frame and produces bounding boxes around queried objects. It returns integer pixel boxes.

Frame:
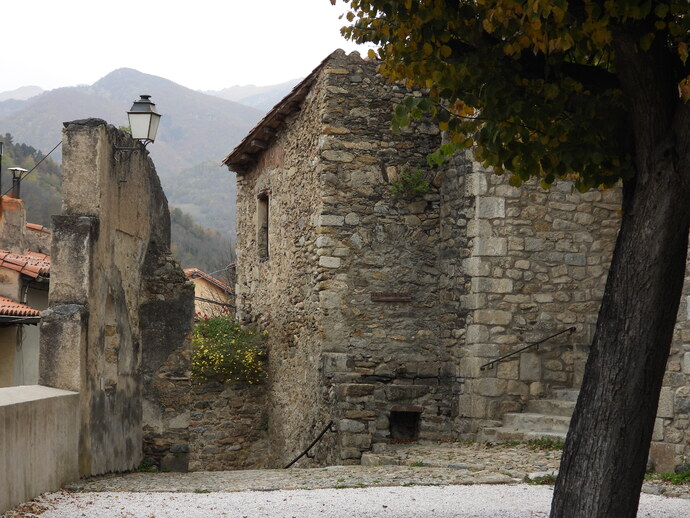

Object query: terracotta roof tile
[26,222,51,234]
[184,268,234,294]
[0,296,42,317]
[0,249,51,278]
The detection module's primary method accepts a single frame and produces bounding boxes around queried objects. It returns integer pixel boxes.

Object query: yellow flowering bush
[191,313,267,384]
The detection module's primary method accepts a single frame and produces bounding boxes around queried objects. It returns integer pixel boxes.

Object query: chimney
[8,167,27,199]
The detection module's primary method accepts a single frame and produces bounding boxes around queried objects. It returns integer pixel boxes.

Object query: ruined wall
[40,119,193,476]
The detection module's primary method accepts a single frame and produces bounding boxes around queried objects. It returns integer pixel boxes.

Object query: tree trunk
[550,35,690,518]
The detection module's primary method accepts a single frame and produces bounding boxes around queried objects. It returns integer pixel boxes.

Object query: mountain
[161,161,238,241]
[205,78,301,111]
[0,69,264,175]
[0,86,43,102]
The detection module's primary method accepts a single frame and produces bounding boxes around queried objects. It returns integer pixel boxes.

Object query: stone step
[526,398,576,417]
[550,389,580,402]
[492,428,567,442]
[503,412,571,434]
[477,426,567,443]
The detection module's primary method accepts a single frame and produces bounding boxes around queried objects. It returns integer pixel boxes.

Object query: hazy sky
[1,0,371,92]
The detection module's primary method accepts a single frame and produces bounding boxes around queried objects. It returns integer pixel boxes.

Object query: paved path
[66,443,689,499]
[4,443,689,517]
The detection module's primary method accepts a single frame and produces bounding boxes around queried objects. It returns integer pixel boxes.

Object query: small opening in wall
[257,191,269,260]
[390,410,421,442]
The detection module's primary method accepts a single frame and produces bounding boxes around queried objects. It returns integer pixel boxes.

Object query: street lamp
[115,94,161,152]
[128,94,161,145]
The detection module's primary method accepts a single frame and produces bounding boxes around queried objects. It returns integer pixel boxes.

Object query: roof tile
[0,296,42,317]
[184,268,234,294]
[0,249,51,278]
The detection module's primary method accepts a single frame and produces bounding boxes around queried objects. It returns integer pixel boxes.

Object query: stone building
[184,267,234,316]
[223,50,690,471]
[0,193,51,387]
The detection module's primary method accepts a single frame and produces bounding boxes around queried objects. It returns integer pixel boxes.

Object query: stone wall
[39,119,193,477]
[0,386,79,514]
[188,381,268,471]
[0,197,26,254]
[313,54,462,462]
[231,50,689,471]
[234,51,461,465]
[652,267,690,472]
[234,57,335,467]
[457,163,621,434]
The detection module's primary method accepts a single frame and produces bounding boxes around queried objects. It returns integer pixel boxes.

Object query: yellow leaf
[439,121,449,131]
[423,42,433,56]
[440,45,452,58]
[680,76,690,103]
[368,48,377,59]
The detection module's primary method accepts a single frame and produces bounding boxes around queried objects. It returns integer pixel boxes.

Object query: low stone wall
[188,381,268,471]
[0,385,79,514]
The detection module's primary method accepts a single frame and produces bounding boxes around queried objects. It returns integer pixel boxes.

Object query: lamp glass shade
[127,95,161,142]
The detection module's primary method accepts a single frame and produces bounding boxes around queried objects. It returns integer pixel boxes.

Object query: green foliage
[526,438,564,451]
[655,468,690,485]
[0,132,62,227]
[191,313,267,384]
[529,473,558,485]
[170,206,235,273]
[335,0,690,190]
[135,459,158,473]
[162,160,238,242]
[390,168,431,199]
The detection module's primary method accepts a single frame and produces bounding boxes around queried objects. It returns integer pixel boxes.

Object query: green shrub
[391,168,431,199]
[191,313,267,384]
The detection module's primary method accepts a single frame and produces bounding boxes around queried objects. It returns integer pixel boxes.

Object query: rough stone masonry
[222,50,690,472]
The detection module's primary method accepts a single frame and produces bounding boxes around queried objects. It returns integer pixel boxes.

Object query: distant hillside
[170,208,235,272]
[0,132,234,270]
[0,86,43,102]
[0,133,61,227]
[205,78,301,111]
[0,69,271,254]
[161,161,237,241]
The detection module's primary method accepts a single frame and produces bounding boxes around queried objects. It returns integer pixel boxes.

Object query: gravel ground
[9,485,690,518]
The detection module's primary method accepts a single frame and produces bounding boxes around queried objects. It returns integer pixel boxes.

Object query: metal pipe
[284,421,336,468]
[480,327,576,371]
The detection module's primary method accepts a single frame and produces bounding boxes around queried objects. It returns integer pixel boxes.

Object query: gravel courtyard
[4,443,689,517]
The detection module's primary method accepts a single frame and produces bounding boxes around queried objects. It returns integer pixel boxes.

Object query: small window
[390,410,421,442]
[257,191,269,260]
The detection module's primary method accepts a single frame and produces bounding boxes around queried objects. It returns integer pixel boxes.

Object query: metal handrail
[479,327,576,371]
[284,420,336,468]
